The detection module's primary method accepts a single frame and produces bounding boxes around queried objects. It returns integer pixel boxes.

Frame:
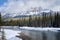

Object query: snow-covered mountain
[2,7,53,19]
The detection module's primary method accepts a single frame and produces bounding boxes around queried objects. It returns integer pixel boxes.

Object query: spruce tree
[28,15,32,26]
[0,13,2,26]
[53,12,60,27]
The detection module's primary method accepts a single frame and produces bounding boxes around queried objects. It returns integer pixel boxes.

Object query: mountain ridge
[2,7,53,19]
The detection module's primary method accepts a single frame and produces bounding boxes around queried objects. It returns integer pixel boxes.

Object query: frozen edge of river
[4,29,22,40]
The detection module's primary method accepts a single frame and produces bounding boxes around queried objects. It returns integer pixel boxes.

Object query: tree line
[0,12,60,27]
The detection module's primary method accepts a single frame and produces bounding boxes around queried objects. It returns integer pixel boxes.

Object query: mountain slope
[2,7,53,19]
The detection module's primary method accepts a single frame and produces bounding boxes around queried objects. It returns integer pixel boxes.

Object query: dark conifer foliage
[52,12,60,27]
[0,12,2,26]
[1,12,60,27]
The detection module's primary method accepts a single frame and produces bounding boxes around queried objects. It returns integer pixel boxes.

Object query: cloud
[0,0,60,16]
[52,6,60,11]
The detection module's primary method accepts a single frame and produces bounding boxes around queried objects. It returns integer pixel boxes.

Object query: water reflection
[21,28,60,40]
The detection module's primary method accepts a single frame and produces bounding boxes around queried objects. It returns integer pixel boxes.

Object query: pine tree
[28,15,32,26]
[52,12,60,27]
[37,16,41,27]
[34,16,38,27]
[0,12,2,26]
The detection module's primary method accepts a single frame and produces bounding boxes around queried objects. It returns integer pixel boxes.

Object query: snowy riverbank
[1,26,60,40]
[2,26,60,32]
[3,29,22,40]
[20,27,60,32]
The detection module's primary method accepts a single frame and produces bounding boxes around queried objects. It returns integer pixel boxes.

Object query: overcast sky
[0,0,60,15]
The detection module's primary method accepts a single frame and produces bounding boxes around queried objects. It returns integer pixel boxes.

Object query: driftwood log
[16,32,32,40]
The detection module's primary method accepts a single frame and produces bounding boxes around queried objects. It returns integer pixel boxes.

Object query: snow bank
[8,37,22,40]
[4,29,22,40]
[20,27,60,32]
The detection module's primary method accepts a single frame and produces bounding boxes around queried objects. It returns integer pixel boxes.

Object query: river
[0,26,60,40]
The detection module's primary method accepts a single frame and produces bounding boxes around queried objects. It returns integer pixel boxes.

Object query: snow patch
[4,29,21,40]
[20,27,60,32]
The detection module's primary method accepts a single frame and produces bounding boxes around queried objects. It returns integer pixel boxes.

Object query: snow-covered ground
[20,27,60,32]
[4,29,22,40]
[2,26,60,32]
